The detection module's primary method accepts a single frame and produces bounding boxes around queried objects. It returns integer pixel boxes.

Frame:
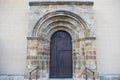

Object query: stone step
[49,79,73,80]
[38,78,100,80]
[0,76,100,80]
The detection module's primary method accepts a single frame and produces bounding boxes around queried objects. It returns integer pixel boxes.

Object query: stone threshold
[49,79,73,80]
[38,78,100,80]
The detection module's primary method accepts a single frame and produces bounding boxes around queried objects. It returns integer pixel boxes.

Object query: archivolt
[32,10,89,39]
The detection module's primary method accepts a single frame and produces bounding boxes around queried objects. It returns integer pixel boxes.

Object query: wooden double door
[50,31,73,78]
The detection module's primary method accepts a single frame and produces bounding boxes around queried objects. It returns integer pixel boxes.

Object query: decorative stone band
[29,1,94,6]
[100,74,120,80]
[73,37,96,43]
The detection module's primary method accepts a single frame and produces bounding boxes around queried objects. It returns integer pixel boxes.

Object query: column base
[100,74,120,80]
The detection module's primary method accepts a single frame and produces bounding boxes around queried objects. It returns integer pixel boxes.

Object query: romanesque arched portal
[25,10,96,80]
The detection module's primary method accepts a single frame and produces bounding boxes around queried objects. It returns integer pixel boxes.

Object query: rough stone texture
[25,1,96,80]
[28,4,95,37]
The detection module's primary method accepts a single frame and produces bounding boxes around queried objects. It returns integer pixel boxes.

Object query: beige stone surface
[95,0,120,74]
[0,0,29,74]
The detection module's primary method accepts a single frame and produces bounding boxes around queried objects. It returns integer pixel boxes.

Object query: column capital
[73,37,96,43]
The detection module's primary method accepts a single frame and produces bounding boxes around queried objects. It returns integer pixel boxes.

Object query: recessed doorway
[50,31,73,78]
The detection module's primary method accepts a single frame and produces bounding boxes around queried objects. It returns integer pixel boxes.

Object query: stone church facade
[25,1,97,80]
[0,0,120,80]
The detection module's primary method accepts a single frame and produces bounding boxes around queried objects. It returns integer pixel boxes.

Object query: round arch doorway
[50,30,73,78]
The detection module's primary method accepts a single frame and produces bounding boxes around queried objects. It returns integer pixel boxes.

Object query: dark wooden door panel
[50,31,72,78]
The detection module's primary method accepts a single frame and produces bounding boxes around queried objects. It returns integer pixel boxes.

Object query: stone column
[80,40,85,77]
[84,38,96,70]
[73,40,78,79]
[46,42,50,79]
[72,41,76,79]
[37,39,43,79]
[42,42,49,79]
[95,0,120,80]
[73,38,83,79]
[75,39,81,78]
[37,38,50,79]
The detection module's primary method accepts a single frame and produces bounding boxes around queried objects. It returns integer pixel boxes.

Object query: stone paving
[0,76,100,80]
[0,75,24,80]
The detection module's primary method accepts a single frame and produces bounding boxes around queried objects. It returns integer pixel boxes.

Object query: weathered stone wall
[25,1,96,80]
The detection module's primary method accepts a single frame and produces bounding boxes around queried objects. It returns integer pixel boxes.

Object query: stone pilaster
[25,37,38,79]
[84,37,97,70]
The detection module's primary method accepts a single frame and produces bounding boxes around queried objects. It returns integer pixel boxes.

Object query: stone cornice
[29,1,94,6]
[27,37,50,42]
